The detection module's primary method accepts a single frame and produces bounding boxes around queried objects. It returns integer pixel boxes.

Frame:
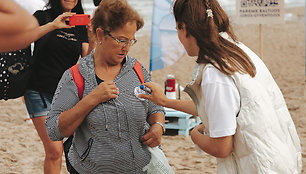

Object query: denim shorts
[24,90,54,118]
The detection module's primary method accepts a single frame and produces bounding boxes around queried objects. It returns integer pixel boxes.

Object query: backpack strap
[67,64,84,147]
[70,60,144,99]
[133,60,144,84]
[69,64,84,99]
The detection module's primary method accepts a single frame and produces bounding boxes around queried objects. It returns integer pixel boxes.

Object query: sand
[0,6,305,174]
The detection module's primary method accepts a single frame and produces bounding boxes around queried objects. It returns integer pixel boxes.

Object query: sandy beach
[0,6,305,174]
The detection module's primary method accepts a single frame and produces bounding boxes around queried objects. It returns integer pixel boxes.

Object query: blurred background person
[23,0,90,173]
[13,0,46,124]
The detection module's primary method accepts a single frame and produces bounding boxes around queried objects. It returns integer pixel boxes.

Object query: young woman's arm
[190,124,233,158]
[191,67,238,158]
[138,82,198,116]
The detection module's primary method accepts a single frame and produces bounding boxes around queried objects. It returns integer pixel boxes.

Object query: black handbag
[0,10,52,101]
[0,47,32,100]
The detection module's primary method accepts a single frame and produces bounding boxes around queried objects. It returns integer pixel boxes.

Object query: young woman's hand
[193,124,205,134]
[138,82,168,107]
[51,12,75,29]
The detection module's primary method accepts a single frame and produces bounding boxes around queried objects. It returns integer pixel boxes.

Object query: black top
[94,58,126,85]
[28,9,88,94]
[95,75,104,84]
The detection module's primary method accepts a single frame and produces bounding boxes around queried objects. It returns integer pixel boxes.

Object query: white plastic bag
[143,146,175,174]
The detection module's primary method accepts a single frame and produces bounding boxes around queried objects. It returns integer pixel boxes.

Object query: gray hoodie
[46,52,165,173]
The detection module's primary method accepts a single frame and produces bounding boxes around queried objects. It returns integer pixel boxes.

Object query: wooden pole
[259,24,263,59]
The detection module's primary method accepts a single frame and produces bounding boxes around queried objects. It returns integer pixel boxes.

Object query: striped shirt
[46,53,165,173]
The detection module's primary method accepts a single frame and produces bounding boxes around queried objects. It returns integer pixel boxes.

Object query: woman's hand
[138,82,168,107]
[190,124,233,158]
[88,81,119,104]
[190,124,206,143]
[51,12,75,29]
[191,124,205,135]
[140,123,163,147]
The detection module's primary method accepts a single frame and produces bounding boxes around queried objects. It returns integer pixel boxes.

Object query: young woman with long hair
[139,0,302,173]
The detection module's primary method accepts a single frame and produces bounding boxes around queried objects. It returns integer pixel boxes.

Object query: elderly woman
[46,0,165,173]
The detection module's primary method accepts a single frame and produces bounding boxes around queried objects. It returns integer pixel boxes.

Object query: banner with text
[236,0,284,24]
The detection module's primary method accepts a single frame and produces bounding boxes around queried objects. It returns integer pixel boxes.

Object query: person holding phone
[139,0,301,173]
[23,0,90,173]
[0,0,39,52]
[46,0,166,173]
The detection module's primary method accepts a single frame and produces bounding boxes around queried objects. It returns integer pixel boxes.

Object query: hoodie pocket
[80,138,93,162]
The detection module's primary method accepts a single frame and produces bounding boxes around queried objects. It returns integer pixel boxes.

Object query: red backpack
[69,60,144,99]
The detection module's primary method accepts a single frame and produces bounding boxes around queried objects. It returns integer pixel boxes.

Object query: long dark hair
[173,0,256,77]
[46,0,84,18]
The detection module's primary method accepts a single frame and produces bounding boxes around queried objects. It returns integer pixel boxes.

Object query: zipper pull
[105,124,108,131]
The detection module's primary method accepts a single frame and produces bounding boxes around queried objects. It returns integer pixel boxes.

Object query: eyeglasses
[103,29,137,47]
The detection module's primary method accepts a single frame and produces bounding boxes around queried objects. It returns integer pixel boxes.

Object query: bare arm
[190,124,233,158]
[0,0,38,52]
[0,0,38,34]
[0,11,75,52]
[1,22,56,52]
[138,82,198,116]
[163,99,197,116]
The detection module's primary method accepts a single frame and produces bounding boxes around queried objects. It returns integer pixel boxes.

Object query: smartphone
[69,14,90,26]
